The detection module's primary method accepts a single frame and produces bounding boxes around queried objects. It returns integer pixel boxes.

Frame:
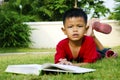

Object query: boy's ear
[61,27,67,35]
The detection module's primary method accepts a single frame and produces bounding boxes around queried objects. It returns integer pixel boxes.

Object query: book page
[5,63,96,75]
[42,63,95,73]
[5,64,42,75]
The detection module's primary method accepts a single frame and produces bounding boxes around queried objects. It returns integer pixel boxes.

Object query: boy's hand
[86,18,100,37]
[87,18,100,28]
[57,58,72,65]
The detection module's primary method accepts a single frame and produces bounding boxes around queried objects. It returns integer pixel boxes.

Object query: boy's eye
[67,26,72,28]
[78,25,83,27]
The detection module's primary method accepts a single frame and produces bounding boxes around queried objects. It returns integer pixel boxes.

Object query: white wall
[26,20,120,48]
[27,22,66,48]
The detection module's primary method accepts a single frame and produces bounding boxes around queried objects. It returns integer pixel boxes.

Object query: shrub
[0,11,32,48]
[108,0,120,21]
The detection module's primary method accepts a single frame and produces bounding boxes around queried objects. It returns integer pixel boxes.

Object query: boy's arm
[86,18,104,51]
[57,58,88,66]
[55,43,67,63]
[57,58,72,65]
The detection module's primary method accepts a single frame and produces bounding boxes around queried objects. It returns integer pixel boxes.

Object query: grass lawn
[0,46,120,80]
[0,48,55,53]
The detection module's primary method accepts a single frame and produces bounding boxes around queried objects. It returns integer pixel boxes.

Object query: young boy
[54,8,117,66]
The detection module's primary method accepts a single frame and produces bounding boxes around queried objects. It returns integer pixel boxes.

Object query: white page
[5,63,96,75]
[42,63,96,73]
[5,64,42,75]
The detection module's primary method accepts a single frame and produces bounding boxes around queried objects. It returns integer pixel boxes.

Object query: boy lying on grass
[54,8,118,66]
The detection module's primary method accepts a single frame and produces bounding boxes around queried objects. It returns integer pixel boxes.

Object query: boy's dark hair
[63,8,87,25]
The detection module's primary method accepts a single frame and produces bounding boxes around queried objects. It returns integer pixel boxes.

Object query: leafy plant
[1,0,110,21]
[35,0,110,21]
[108,0,120,20]
[0,11,32,48]
[77,0,110,18]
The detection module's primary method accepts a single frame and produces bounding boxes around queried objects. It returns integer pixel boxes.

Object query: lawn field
[0,46,120,80]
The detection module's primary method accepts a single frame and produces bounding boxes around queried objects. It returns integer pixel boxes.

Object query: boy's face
[62,17,86,41]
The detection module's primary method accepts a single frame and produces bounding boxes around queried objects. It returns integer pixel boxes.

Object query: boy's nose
[73,27,78,32]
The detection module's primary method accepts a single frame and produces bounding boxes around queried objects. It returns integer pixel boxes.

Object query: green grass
[0,46,120,80]
[0,48,55,53]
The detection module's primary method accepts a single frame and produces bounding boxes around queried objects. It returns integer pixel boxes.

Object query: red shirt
[54,36,101,63]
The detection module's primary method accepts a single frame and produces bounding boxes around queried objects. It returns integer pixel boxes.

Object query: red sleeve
[54,42,66,63]
[81,36,99,63]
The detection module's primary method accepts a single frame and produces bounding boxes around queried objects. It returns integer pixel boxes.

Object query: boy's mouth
[72,34,79,37]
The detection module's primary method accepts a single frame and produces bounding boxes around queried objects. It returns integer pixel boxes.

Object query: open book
[5,63,96,75]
